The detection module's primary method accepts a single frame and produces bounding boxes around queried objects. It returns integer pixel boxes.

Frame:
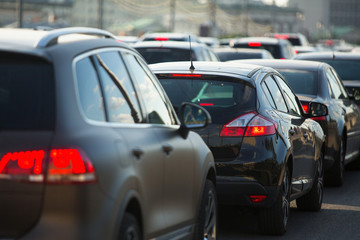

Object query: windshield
[158,77,256,124]
[278,70,318,96]
[321,60,360,80]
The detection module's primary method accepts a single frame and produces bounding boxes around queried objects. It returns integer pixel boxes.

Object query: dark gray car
[0,27,217,240]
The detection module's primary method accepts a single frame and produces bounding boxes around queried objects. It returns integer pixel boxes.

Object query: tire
[118,212,142,240]
[325,136,345,187]
[296,152,324,211]
[194,179,217,240]
[257,165,290,235]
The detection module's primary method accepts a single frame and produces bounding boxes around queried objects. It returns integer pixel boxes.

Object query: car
[139,32,201,43]
[0,27,217,240]
[236,59,360,186]
[266,33,310,47]
[213,47,274,61]
[199,36,220,47]
[230,37,296,59]
[133,40,219,64]
[115,35,139,45]
[294,52,360,107]
[150,61,326,235]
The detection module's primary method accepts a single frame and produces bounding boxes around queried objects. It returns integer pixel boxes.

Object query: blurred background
[1,0,359,46]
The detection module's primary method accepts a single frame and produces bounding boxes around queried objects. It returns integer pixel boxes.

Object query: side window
[123,52,174,125]
[95,51,143,123]
[263,76,288,112]
[261,81,276,109]
[326,68,343,99]
[275,76,302,115]
[330,68,348,98]
[76,57,106,122]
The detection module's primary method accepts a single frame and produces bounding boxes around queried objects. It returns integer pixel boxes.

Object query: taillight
[220,112,276,137]
[0,148,96,184]
[250,195,267,203]
[302,104,309,113]
[155,37,169,41]
[47,149,96,184]
[200,103,214,106]
[171,73,202,78]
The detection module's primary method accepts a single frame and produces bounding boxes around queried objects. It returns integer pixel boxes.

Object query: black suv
[0,28,217,240]
[151,61,326,235]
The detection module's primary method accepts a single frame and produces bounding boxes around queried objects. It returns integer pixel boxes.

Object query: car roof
[149,61,265,80]
[133,40,205,49]
[231,59,325,72]
[140,32,199,41]
[295,51,360,60]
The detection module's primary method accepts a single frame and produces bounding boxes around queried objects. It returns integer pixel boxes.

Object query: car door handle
[132,148,144,159]
[162,144,173,155]
[289,129,295,136]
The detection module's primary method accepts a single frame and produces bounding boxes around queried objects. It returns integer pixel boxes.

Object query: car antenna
[189,35,195,73]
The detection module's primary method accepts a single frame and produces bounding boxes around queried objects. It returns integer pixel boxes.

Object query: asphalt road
[218,168,360,240]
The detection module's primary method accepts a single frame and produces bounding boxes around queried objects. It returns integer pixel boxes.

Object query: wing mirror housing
[304,102,328,118]
[178,102,211,139]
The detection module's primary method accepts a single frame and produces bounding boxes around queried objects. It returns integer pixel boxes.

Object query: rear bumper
[216,176,280,207]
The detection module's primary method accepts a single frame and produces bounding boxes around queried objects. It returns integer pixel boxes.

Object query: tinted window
[95,52,142,123]
[263,76,288,112]
[76,57,106,121]
[326,68,346,99]
[158,77,256,124]
[0,55,54,130]
[233,43,281,59]
[136,48,193,64]
[278,70,318,96]
[123,53,174,125]
[216,52,262,61]
[275,76,302,115]
[321,60,360,80]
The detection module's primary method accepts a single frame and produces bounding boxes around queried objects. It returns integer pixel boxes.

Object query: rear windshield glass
[158,77,256,124]
[321,60,360,80]
[0,54,55,130]
[136,48,193,64]
[233,44,281,59]
[216,52,262,61]
[287,38,301,46]
[278,70,318,96]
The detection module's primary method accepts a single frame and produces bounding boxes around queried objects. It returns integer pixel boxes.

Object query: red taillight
[0,148,96,184]
[274,34,289,40]
[302,104,309,113]
[311,116,326,121]
[171,73,202,78]
[220,112,276,137]
[295,50,299,54]
[250,195,267,203]
[155,37,169,41]
[248,42,261,47]
[0,150,45,182]
[47,149,96,184]
[200,103,214,106]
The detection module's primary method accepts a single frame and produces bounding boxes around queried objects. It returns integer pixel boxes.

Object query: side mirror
[305,102,328,118]
[178,102,212,139]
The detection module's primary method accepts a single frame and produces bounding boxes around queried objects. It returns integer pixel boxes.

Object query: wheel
[194,179,217,240]
[118,212,142,240]
[296,152,324,211]
[325,136,345,187]
[257,165,290,235]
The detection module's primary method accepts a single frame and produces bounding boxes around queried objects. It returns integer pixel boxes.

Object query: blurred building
[288,0,360,43]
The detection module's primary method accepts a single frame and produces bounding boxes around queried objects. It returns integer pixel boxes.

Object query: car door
[122,52,197,230]
[327,67,360,162]
[87,50,167,235]
[263,75,313,194]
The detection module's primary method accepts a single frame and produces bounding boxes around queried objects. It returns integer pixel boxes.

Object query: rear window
[136,48,193,64]
[216,52,262,61]
[0,54,55,130]
[233,43,281,59]
[321,60,360,80]
[158,76,256,124]
[278,70,318,96]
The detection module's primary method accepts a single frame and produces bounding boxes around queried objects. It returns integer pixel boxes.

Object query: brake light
[200,103,214,106]
[311,116,326,121]
[248,42,261,47]
[155,37,169,41]
[250,195,267,203]
[0,148,96,184]
[0,150,45,182]
[47,149,96,184]
[274,34,289,40]
[171,74,202,78]
[220,112,276,137]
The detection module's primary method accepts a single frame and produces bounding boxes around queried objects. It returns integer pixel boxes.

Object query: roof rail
[36,27,116,48]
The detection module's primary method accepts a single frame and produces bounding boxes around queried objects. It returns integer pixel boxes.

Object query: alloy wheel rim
[203,190,217,240]
[282,169,290,228]
[317,156,324,205]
